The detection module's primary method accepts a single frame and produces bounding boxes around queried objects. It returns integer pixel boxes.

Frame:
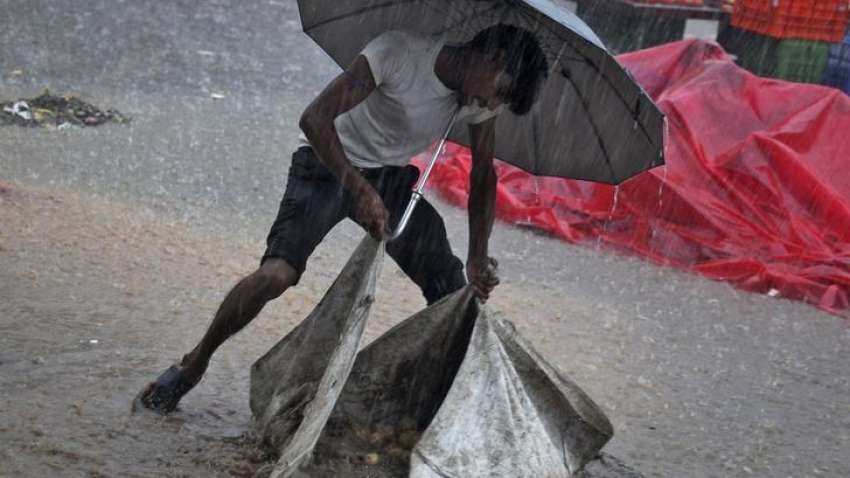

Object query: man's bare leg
[179,258,299,381]
[138,258,299,413]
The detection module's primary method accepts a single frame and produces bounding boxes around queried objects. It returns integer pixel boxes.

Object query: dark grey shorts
[263,147,465,304]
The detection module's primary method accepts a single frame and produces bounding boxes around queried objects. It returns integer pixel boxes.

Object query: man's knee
[253,258,300,300]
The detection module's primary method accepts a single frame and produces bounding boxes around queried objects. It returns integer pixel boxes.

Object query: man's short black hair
[468,24,549,116]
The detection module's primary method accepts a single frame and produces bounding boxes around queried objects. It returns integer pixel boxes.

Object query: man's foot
[133,365,200,415]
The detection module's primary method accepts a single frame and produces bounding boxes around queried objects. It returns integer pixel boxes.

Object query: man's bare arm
[467,116,500,301]
[299,55,388,239]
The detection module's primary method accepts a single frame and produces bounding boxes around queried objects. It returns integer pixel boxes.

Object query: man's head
[462,24,549,116]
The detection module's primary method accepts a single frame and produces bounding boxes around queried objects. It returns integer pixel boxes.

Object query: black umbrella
[298,0,665,184]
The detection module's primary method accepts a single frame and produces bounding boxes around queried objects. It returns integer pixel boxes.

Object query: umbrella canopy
[298,0,665,184]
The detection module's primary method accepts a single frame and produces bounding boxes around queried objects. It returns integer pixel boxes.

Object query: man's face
[462,51,512,111]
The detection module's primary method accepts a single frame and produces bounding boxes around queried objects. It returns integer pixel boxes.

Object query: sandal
[133,365,200,415]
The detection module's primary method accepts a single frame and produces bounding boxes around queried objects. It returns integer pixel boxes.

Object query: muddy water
[0,182,425,477]
[0,184,270,476]
[2,182,850,478]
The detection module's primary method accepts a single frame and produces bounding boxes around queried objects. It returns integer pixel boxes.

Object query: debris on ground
[0,90,129,129]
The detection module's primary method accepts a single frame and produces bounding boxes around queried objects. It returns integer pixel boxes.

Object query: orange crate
[732,0,850,42]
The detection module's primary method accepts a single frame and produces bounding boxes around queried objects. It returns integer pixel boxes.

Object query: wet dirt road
[2,1,850,477]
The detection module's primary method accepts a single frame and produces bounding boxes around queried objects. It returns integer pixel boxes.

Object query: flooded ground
[2,1,849,476]
[0,181,427,477]
[1,180,848,477]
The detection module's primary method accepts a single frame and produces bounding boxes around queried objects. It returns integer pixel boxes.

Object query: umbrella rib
[574,55,658,149]
[306,1,507,46]
[562,66,618,183]
[432,3,509,38]
[429,0,477,23]
[530,107,543,174]
[426,0,468,27]
[513,6,660,149]
[303,0,423,33]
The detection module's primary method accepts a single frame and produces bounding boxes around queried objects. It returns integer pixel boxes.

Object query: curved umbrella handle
[388,110,459,241]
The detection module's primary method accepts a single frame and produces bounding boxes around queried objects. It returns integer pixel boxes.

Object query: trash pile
[0,90,129,129]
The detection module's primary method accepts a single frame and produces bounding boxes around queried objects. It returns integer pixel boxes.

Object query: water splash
[657,165,668,210]
[596,185,620,251]
[610,185,620,222]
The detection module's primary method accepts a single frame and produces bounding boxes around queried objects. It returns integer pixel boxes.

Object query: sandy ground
[2,2,848,476]
[1,178,849,478]
[0,180,613,477]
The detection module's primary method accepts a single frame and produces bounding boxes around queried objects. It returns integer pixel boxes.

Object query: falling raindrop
[609,184,620,222]
[596,185,619,251]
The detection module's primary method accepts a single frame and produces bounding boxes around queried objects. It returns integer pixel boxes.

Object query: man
[138,24,548,414]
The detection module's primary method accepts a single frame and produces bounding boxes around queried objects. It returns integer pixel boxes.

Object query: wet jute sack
[250,235,615,477]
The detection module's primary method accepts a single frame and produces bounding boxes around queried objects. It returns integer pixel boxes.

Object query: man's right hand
[352,185,389,240]
[299,54,388,240]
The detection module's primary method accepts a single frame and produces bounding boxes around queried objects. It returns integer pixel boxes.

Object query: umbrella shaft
[414,110,457,194]
[389,110,458,240]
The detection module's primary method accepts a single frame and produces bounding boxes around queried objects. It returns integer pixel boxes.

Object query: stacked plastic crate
[823,30,850,92]
[729,0,850,84]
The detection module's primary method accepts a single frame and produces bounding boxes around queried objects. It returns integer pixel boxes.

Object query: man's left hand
[466,257,500,302]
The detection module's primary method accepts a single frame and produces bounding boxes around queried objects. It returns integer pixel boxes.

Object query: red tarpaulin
[419,40,850,317]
